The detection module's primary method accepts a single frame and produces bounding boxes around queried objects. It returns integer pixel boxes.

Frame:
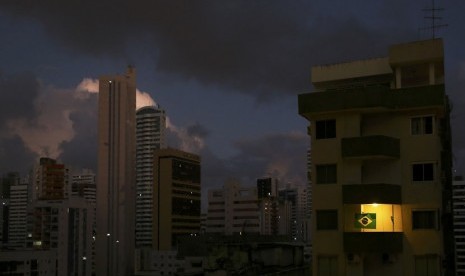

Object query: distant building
[72,169,96,205]
[0,250,57,275]
[8,177,28,249]
[0,172,18,247]
[206,179,260,235]
[31,157,70,201]
[153,148,201,251]
[96,66,136,275]
[298,39,454,275]
[453,176,465,275]
[257,177,279,236]
[136,105,166,248]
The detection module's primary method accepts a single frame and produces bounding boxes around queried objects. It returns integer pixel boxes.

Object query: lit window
[412,163,434,182]
[411,116,433,135]
[315,119,336,139]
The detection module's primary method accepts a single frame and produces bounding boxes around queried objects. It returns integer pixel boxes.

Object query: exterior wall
[453,177,465,274]
[153,148,201,251]
[299,39,451,276]
[0,250,57,275]
[8,182,28,248]
[96,66,136,276]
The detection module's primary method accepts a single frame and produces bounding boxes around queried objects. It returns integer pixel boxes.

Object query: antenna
[420,0,448,39]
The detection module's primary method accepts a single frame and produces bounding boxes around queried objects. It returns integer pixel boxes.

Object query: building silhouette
[96,66,136,275]
[153,148,201,251]
[298,39,454,275]
[136,105,166,248]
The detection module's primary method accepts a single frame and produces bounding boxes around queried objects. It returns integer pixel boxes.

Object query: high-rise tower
[96,67,136,275]
[135,106,166,248]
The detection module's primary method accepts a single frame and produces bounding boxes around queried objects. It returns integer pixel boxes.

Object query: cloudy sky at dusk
[1,1,465,199]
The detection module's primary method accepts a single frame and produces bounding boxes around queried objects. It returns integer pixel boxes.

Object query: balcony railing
[344,232,403,253]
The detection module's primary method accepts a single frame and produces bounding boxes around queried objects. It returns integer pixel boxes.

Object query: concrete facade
[298,39,453,276]
[96,66,136,275]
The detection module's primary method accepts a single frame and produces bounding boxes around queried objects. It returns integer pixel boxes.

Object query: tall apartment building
[8,177,28,248]
[97,66,136,275]
[453,176,465,275]
[136,105,166,248]
[72,169,96,205]
[30,198,94,276]
[153,148,201,250]
[206,179,260,235]
[298,39,453,275]
[257,177,279,235]
[0,173,18,247]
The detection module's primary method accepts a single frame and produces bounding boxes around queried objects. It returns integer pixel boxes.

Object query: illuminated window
[411,116,433,135]
[412,210,436,230]
[316,210,338,230]
[315,119,336,139]
[412,163,434,182]
[316,164,337,184]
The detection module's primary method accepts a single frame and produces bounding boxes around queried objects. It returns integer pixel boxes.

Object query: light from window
[412,163,434,182]
[411,116,433,135]
[412,210,436,230]
[316,164,337,184]
[316,210,338,230]
[315,120,336,139]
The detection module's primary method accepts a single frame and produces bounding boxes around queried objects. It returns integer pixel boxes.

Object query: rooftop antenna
[420,0,448,39]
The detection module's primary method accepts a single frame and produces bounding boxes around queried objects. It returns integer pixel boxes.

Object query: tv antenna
[420,0,448,39]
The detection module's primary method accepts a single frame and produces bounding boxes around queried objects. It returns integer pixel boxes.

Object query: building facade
[136,105,166,248]
[206,179,260,235]
[453,176,465,275]
[153,148,201,251]
[96,66,136,275]
[298,39,454,276]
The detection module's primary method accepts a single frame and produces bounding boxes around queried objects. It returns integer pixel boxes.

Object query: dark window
[315,120,336,139]
[415,254,438,276]
[412,163,434,181]
[316,210,338,230]
[411,116,433,135]
[316,164,337,184]
[172,197,200,216]
[172,160,200,182]
[412,210,436,230]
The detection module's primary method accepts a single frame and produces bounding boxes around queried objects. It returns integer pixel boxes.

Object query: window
[316,164,337,184]
[315,120,336,139]
[317,210,338,230]
[317,255,338,276]
[412,210,436,230]
[412,163,434,182]
[411,116,433,135]
[415,255,438,276]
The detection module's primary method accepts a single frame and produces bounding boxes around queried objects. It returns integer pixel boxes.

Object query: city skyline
[1,1,465,198]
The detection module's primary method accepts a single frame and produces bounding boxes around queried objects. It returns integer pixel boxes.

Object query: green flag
[355,213,376,229]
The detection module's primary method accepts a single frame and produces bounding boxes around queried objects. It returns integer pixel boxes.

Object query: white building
[72,169,96,205]
[206,179,260,235]
[8,180,28,248]
[136,105,166,248]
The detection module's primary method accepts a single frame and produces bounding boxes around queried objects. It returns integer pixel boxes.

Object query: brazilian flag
[355,213,376,229]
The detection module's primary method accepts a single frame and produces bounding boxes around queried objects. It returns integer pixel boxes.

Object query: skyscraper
[97,66,136,275]
[136,105,166,248]
[153,148,201,250]
[298,39,454,275]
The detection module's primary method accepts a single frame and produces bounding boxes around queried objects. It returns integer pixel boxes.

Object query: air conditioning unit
[347,253,361,265]
[382,253,396,264]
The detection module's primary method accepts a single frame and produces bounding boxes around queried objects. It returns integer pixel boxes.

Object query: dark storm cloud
[186,123,209,139]
[0,136,35,174]
[0,1,416,101]
[0,71,39,126]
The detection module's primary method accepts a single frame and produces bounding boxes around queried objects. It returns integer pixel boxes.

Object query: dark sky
[1,1,464,198]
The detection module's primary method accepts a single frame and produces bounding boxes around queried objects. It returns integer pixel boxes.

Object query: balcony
[343,184,401,204]
[341,135,400,159]
[298,84,445,117]
[344,232,403,253]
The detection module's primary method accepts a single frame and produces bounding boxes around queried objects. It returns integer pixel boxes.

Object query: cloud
[0,1,417,101]
[166,118,206,154]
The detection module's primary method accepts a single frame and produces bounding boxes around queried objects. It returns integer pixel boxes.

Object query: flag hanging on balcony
[355,213,376,229]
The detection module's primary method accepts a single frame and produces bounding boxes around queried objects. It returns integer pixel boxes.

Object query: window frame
[316,164,337,184]
[315,119,336,140]
[316,209,338,230]
[412,162,435,182]
[412,210,438,230]
[411,115,434,135]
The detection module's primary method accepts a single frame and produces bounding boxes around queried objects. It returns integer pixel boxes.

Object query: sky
[1,1,465,201]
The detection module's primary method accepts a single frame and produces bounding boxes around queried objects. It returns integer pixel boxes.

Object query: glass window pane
[412,164,424,181]
[412,118,422,135]
[424,116,433,134]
